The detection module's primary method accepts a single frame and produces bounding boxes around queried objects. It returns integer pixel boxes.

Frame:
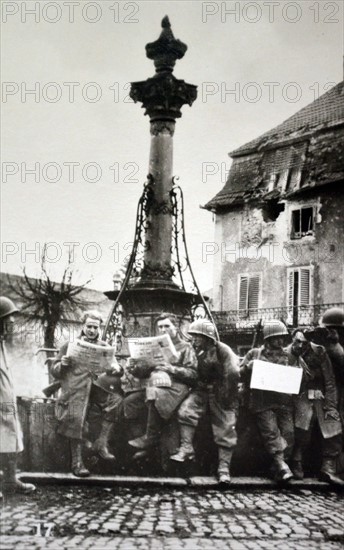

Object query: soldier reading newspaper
[124,312,198,458]
[51,310,123,476]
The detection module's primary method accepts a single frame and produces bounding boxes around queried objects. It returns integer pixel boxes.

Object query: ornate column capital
[130,17,197,122]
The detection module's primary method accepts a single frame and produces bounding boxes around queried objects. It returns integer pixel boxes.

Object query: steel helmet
[263,320,288,340]
[93,373,122,395]
[188,319,217,341]
[321,307,344,328]
[148,370,172,388]
[0,297,19,319]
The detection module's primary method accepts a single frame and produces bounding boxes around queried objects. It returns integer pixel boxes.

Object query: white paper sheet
[250,359,303,394]
[67,339,115,374]
[128,334,179,366]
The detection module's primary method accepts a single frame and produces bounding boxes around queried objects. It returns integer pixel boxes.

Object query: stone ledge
[17,472,336,490]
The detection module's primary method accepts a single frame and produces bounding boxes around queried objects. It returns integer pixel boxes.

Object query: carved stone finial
[145,16,187,73]
[130,16,197,121]
[161,15,170,28]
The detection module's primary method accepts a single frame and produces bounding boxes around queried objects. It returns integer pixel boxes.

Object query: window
[287,267,313,325]
[291,207,314,239]
[238,274,260,312]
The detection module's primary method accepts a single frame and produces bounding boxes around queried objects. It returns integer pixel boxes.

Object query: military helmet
[93,373,122,395]
[321,307,344,328]
[263,320,288,340]
[0,297,19,319]
[148,370,172,388]
[188,319,217,341]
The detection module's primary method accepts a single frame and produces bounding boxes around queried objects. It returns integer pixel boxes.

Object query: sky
[1,0,343,293]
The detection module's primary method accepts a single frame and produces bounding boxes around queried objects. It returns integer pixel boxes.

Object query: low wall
[17,398,322,477]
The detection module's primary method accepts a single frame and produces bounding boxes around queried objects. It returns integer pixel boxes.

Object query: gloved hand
[105,363,123,376]
[156,364,176,375]
[127,358,153,378]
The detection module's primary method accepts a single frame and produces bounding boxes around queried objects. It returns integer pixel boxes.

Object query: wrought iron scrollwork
[103,174,217,345]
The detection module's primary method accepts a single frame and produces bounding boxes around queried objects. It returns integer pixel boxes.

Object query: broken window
[262,199,285,222]
[238,274,260,312]
[291,207,314,239]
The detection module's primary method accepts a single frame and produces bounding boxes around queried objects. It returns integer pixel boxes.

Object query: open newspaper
[127,333,179,366]
[67,339,115,374]
[250,359,303,394]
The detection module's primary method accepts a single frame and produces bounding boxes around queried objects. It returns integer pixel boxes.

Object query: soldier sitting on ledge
[240,320,295,483]
[171,319,239,485]
[127,312,198,460]
[51,310,123,477]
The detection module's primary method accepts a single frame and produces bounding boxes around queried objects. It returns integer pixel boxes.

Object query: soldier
[127,312,198,458]
[321,308,344,428]
[0,297,35,496]
[322,307,344,348]
[287,329,343,485]
[171,319,239,484]
[51,310,123,476]
[240,320,294,482]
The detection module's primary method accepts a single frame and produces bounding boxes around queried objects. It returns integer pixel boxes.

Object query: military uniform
[287,341,342,481]
[128,335,198,452]
[178,341,239,452]
[240,346,295,461]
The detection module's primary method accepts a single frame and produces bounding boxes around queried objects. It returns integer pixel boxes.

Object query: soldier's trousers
[255,407,294,458]
[178,389,237,450]
[88,384,123,423]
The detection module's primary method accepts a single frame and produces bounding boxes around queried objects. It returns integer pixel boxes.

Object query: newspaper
[127,334,179,366]
[250,359,303,394]
[67,339,115,374]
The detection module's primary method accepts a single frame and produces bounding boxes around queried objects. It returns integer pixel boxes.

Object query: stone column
[143,120,175,283]
[130,16,197,288]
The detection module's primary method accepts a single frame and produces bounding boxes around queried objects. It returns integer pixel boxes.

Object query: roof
[231,81,344,157]
[204,81,344,211]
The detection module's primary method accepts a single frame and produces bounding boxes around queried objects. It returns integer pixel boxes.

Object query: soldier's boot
[129,404,163,450]
[319,457,344,486]
[70,440,90,477]
[93,421,116,461]
[170,424,195,462]
[290,446,304,480]
[3,454,36,494]
[272,451,293,483]
[217,448,233,485]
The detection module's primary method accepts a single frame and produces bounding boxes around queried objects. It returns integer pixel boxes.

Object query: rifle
[252,319,263,349]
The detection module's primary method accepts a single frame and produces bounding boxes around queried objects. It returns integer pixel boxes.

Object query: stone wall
[212,187,344,312]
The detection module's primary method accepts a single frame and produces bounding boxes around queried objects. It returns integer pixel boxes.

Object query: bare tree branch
[8,248,94,348]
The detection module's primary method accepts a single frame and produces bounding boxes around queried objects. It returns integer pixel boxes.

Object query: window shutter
[300,269,310,305]
[286,270,295,324]
[248,276,260,309]
[287,270,294,308]
[239,276,248,310]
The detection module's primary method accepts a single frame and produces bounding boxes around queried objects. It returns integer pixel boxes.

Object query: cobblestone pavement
[1,486,343,549]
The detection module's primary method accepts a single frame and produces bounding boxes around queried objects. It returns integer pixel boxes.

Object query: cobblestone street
[1,484,343,549]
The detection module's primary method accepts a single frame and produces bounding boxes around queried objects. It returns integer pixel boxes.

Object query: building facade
[204,82,344,354]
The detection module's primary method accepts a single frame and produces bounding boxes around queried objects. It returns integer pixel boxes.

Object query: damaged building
[204,81,344,354]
